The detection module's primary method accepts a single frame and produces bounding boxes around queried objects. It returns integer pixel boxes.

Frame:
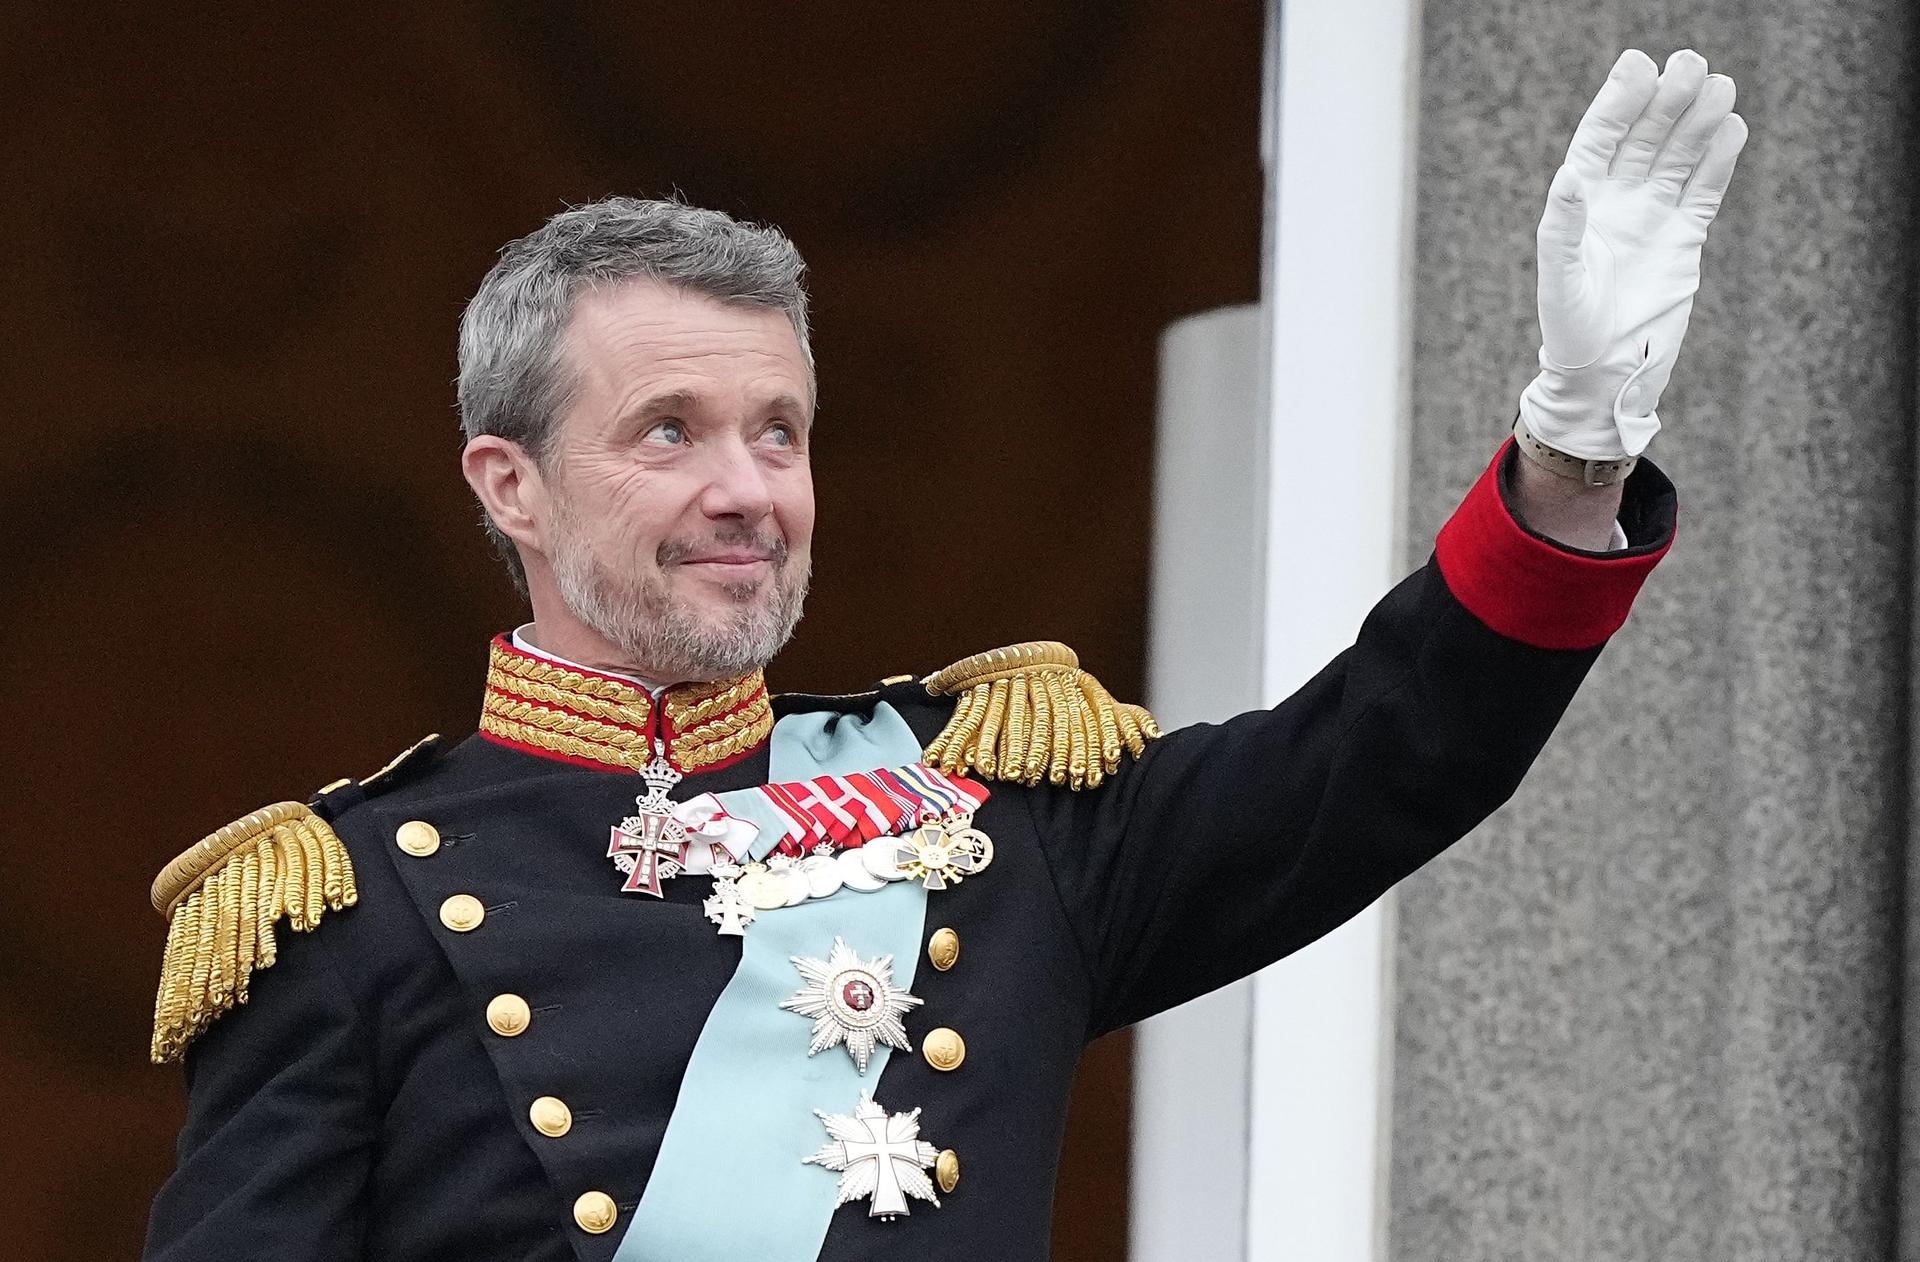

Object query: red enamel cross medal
[608,756,691,897]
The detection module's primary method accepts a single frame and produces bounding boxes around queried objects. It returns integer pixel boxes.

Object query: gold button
[936,1148,961,1194]
[396,820,441,857]
[439,894,485,932]
[573,1190,617,1234]
[923,1027,966,1072]
[928,927,960,971]
[486,993,531,1037]
[530,1095,573,1137]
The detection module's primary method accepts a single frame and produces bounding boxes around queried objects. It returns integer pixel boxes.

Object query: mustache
[656,527,790,567]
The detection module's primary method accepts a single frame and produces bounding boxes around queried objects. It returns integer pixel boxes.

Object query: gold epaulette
[920,641,1162,789]
[148,802,357,1064]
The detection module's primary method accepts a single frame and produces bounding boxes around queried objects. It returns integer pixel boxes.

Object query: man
[144,48,1741,1261]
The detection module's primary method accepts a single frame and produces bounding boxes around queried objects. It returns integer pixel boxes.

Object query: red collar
[477,635,773,774]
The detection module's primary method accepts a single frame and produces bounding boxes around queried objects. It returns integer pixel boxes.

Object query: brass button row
[407,819,601,1229]
[398,820,485,931]
[922,926,966,1072]
[490,992,581,1217]
[401,820,486,932]
[924,926,967,1187]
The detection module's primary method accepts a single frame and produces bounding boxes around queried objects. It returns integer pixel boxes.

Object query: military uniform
[143,442,1676,1261]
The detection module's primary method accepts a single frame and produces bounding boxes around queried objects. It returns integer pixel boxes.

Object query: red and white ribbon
[761,765,989,856]
[675,763,991,863]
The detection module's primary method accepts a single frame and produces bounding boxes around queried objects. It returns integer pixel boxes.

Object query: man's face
[537,278,816,681]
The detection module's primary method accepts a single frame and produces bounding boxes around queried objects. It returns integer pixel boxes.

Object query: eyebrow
[620,389,814,427]
[622,390,702,424]
[762,393,813,425]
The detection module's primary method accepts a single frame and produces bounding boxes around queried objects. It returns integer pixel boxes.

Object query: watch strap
[1511,415,1639,487]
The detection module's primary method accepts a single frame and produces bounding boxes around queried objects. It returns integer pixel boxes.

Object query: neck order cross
[607,757,693,896]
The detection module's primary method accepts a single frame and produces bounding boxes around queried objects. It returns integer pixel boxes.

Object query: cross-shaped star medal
[804,1094,943,1219]
[607,756,691,897]
[703,873,755,936]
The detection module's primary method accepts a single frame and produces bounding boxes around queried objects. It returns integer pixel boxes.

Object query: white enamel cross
[702,877,754,936]
[803,1095,941,1219]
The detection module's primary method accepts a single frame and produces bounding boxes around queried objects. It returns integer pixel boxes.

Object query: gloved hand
[1519,48,1748,461]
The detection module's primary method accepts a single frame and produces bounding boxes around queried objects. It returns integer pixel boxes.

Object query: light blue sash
[614,703,928,1261]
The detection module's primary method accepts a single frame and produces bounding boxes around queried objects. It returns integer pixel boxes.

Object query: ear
[461,436,551,555]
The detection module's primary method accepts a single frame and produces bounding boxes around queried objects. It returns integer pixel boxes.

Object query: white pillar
[1132,0,1420,1257]
[1132,302,1267,1262]
[1250,0,1419,1256]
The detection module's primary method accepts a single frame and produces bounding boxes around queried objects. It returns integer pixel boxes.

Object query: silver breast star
[779,937,922,1073]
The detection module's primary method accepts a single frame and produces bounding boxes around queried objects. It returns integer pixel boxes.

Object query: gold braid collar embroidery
[478,636,773,774]
[921,641,1162,790]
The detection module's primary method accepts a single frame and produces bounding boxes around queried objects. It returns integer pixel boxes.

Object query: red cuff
[1434,439,1672,651]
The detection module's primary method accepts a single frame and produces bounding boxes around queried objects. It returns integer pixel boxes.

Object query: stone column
[1391,7,1919,1259]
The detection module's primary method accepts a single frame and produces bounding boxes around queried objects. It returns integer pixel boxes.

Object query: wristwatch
[1511,415,1639,487]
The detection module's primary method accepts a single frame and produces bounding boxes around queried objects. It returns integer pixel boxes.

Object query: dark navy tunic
[144,447,1677,1261]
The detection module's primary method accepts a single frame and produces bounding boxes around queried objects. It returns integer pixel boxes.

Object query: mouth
[677,554,775,575]
[662,531,788,585]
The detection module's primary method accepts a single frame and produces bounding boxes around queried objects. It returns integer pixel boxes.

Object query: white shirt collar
[509,623,666,696]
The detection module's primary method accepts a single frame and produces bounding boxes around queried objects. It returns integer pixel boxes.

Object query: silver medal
[836,846,885,892]
[801,853,845,900]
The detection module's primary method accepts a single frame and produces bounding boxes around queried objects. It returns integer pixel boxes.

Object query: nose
[696,436,776,524]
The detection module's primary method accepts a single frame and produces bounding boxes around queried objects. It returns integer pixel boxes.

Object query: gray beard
[547,512,809,682]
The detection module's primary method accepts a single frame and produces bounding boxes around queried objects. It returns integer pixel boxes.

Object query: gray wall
[1392,6,1918,1260]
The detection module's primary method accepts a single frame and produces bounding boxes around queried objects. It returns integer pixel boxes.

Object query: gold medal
[892,816,994,891]
[739,863,790,911]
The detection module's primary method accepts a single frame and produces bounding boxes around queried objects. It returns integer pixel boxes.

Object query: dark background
[2,6,1261,1257]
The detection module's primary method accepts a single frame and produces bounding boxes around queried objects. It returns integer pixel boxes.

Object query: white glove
[1519,48,1748,461]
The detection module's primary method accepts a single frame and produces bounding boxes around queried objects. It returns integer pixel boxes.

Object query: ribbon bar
[674,763,990,864]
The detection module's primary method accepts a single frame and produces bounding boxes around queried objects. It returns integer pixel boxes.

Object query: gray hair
[456,195,813,596]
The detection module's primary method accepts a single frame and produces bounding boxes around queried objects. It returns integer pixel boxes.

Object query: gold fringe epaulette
[921,641,1162,789]
[148,802,358,1064]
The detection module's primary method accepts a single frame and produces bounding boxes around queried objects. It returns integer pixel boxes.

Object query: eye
[644,419,687,446]
[765,422,795,447]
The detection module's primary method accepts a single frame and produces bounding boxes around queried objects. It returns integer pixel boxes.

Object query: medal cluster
[601,753,986,1223]
[703,812,993,937]
[605,755,995,938]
